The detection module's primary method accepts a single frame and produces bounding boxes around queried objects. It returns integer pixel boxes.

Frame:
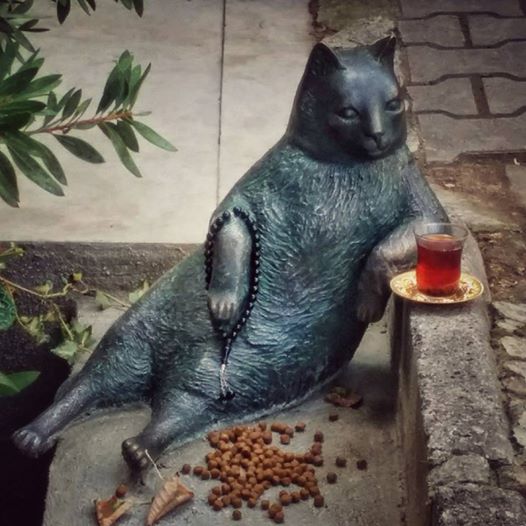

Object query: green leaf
[95,290,111,310]
[0,150,19,207]
[57,0,71,24]
[0,41,17,81]
[12,0,35,16]
[62,88,81,119]
[0,67,38,96]
[0,285,16,330]
[33,280,53,295]
[132,0,144,16]
[129,120,177,152]
[19,74,62,98]
[51,340,78,362]
[128,62,150,108]
[116,120,139,152]
[7,146,64,196]
[0,100,46,113]
[54,134,105,163]
[5,131,67,185]
[99,122,141,177]
[97,65,121,113]
[0,112,32,130]
[0,371,39,396]
[128,280,149,304]
[11,29,35,53]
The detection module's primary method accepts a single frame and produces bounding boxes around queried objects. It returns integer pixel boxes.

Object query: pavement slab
[407,79,477,115]
[469,15,526,46]
[0,0,224,244]
[406,43,526,83]
[483,78,526,114]
[399,16,465,47]
[418,114,526,162]
[399,0,523,18]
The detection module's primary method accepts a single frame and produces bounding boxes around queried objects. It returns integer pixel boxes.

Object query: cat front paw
[207,289,242,325]
[355,288,387,323]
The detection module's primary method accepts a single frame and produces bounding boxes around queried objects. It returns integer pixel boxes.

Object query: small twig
[144,449,165,481]
[52,303,74,341]
[31,110,133,135]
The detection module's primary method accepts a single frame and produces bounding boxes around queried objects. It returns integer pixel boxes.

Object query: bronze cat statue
[14,37,446,470]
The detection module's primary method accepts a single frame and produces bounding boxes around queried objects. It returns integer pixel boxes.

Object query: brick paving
[398,0,526,162]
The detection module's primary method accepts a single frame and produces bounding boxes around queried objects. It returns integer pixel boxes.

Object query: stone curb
[394,239,526,525]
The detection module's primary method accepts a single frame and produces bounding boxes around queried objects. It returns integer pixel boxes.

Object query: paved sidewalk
[398,0,526,162]
[0,0,312,243]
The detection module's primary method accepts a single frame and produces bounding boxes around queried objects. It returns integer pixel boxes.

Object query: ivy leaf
[33,280,53,295]
[0,371,40,396]
[99,122,141,177]
[0,150,19,207]
[128,280,149,304]
[0,285,16,330]
[95,290,111,310]
[54,134,105,163]
[129,120,177,152]
[51,339,78,362]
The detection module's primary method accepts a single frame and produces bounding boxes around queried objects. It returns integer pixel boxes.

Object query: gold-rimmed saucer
[390,270,484,305]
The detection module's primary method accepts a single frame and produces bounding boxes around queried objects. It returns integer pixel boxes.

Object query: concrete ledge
[395,239,526,525]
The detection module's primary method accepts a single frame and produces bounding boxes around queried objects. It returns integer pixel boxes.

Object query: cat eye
[338,107,359,119]
[385,98,403,112]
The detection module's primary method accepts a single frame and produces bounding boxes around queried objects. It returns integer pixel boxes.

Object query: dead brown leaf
[95,496,132,526]
[146,475,193,526]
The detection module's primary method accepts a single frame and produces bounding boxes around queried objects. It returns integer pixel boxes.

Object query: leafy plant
[0,0,170,394]
[0,0,176,207]
[0,243,147,394]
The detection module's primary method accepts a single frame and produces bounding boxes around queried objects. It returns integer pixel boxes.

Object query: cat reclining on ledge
[13,37,446,470]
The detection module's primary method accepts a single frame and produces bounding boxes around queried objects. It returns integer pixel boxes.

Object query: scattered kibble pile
[182,421,349,523]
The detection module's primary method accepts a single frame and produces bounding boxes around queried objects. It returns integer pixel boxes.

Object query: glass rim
[413,221,469,241]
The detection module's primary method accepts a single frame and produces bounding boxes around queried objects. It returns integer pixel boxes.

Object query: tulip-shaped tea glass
[414,222,468,296]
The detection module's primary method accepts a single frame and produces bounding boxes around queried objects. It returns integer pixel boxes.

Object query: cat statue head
[287,36,406,163]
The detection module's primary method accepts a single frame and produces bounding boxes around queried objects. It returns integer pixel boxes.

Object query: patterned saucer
[390,270,484,305]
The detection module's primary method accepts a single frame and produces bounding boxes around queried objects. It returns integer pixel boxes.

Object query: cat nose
[367,130,385,148]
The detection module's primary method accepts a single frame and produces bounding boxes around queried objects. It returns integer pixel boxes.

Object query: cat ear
[306,43,343,77]
[369,35,396,70]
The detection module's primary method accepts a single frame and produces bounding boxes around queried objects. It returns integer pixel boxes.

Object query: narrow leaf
[129,120,177,152]
[132,0,144,16]
[0,150,19,207]
[57,0,71,24]
[54,134,105,163]
[0,67,38,96]
[8,371,40,392]
[62,88,81,119]
[116,120,139,152]
[5,131,67,185]
[7,146,64,196]
[99,122,141,177]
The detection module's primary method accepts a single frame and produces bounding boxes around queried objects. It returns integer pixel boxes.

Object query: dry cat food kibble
[326,472,337,484]
[356,459,368,471]
[329,413,339,422]
[186,422,334,522]
[181,464,191,475]
[335,456,347,468]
